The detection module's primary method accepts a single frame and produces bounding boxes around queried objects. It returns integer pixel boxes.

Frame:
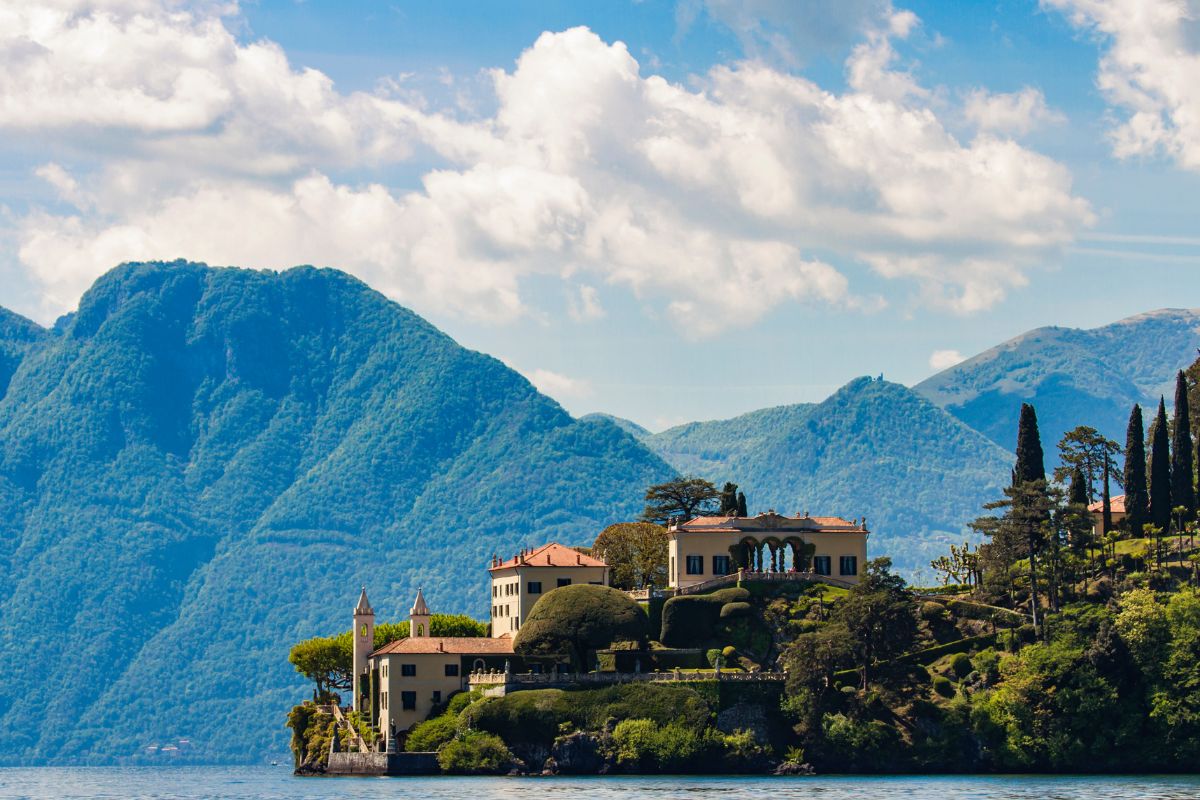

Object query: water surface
[1,768,1198,800]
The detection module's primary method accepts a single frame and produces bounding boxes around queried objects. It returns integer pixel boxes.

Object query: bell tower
[410,587,431,638]
[352,587,374,710]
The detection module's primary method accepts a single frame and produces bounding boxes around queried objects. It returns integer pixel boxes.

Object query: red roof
[674,511,865,534]
[489,542,607,571]
[371,637,514,656]
[1088,494,1127,514]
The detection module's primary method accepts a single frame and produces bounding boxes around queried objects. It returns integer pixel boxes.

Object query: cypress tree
[1124,404,1149,535]
[1013,403,1046,486]
[1150,397,1172,531]
[1173,370,1196,521]
[718,482,739,516]
[736,491,748,517]
[1068,466,1088,506]
[1102,450,1114,536]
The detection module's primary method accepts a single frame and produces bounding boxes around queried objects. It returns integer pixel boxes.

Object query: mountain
[0,261,673,765]
[643,378,1013,573]
[915,309,1200,453]
[580,412,650,442]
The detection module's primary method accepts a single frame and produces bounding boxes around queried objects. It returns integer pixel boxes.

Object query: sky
[1,0,1199,430]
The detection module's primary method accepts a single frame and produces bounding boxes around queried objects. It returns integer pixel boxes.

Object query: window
[401,664,416,677]
[381,691,388,710]
[840,555,858,576]
[492,585,497,597]
[813,556,831,576]
[557,578,572,588]
[401,691,416,711]
[686,555,703,575]
[445,663,459,677]
[713,555,731,575]
[527,581,542,594]
[670,556,675,577]
[432,691,441,704]
[381,664,388,678]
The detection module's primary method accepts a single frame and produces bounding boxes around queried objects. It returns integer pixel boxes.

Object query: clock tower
[352,587,374,711]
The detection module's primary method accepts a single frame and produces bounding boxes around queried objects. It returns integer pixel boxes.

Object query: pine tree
[1014,403,1046,486]
[1173,370,1196,521]
[1150,396,1172,531]
[1124,404,1149,535]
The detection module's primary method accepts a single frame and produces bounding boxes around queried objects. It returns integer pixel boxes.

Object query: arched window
[417,624,424,637]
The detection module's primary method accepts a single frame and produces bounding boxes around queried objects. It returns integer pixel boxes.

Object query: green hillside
[644,378,1013,573]
[915,309,1200,453]
[0,261,673,765]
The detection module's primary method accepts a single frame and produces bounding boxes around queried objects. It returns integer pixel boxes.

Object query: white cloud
[964,87,1065,135]
[526,368,593,401]
[1045,0,1200,170]
[1,2,1094,332]
[929,348,965,371]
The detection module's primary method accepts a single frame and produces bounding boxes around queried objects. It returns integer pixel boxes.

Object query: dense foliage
[0,261,673,765]
[591,522,668,590]
[513,584,649,667]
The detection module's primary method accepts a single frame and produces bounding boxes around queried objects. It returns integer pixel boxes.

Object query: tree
[640,476,720,524]
[832,557,917,688]
[1173,370,1197,521]
[1054,426,1122,502]
[1150,397,1173,532]
[592,522,668,590]
[1014,403,1046,486]
[1068,466,1087,506]
[718,482,740,515]
[288,634,352,696]
[1124,404,1150,535]
[513,583,649,668]
[736,491,748,517]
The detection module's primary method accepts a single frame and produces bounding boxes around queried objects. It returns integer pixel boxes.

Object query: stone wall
[326,751,440,775]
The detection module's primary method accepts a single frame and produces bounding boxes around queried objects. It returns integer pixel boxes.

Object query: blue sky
[1,0,1199,429]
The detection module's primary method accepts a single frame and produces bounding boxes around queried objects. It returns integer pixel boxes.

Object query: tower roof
[410,587,430,617]
[354,587,374,616]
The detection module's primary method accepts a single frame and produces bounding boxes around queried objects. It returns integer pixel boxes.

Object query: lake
[1,769,1199,800]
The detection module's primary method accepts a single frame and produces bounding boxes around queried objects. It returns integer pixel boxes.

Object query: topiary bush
[720,601,753,620]
[949,653,973,679]
[437,732,512,774]
[660,588,750,647]
[932,675,955,698]
[466,691,565,749]
[514,584,649,668]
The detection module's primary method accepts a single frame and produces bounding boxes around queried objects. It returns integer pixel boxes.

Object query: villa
[487,543,609,637]
[667,511,869,589]
[1088,494,1127,536]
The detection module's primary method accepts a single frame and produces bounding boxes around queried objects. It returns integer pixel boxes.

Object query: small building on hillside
[667,511,869,589]
[1088,494,1127,536]
[488,543,609,637]
[359,588,514,749]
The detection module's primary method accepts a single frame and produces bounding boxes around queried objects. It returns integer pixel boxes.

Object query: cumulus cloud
[964,87,1065,135]
[929,348,965,371]
[1,1,1093,332]
[526,368,593,401]
[1045,0,1200,170]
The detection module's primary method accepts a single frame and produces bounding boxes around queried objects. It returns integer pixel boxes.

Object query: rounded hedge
[513,583,649,667]
[949,652,973,679]
[719,601,753,620]
[932,675,955,698]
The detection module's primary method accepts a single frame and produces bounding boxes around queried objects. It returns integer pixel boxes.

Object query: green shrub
[973,648,1000,683]
[949,653,973,679]
[720,601,753,619]
[446,690,479,716]
[820,713,901,772]
[405,714,458,752]
[612,718,713,771]
[706,648,722,667]
[564,683,713,731]
[436,732,512,774]
[919,601,948,622]
[721,645,737,659]
[721,728,770,771]
[466,691,564,748]
[932,675,955,698]
[660,588,750,646]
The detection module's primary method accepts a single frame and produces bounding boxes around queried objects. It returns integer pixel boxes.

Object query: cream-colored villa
[1088,494,1127,536]
[667,511,869,589]
[488,543,609,637]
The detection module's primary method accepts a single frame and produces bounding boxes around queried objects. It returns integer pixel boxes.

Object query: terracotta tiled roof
[371,637,514,656]
[1088,494,1127,514]
[673,511,865,534]
[489,542,607,571]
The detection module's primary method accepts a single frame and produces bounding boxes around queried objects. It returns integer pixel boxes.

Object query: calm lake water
[1,768,1199,800]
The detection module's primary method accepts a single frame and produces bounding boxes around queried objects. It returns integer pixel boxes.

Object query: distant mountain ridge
[915,309,1200,453]
[0,261,672,765]
[641,378,1013,573]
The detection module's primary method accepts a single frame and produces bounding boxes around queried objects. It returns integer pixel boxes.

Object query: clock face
[361,623,368,637]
